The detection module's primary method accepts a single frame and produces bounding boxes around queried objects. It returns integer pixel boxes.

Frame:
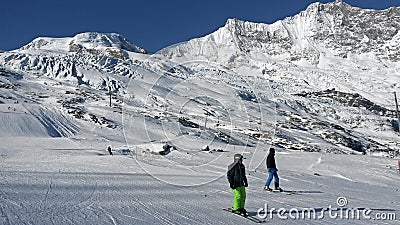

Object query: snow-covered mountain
[0,0,399,158]
[163,0,400,63]
[161,0,400,96]
[1,1,400,224]
[1,32,147,93]
[159,0,400,156]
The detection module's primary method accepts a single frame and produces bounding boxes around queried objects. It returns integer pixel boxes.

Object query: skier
[227,154,248,216]
[107,146,113,156]
[264,148,283,192]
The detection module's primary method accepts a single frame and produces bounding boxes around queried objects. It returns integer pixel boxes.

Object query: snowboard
[223,208,266,223]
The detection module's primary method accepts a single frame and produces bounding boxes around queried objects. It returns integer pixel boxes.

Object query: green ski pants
[232,186,246,210]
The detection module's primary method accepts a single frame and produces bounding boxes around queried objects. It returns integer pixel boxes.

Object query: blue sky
[1,0,399,52]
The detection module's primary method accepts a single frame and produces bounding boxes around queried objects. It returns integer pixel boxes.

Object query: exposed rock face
[163,1,400,64]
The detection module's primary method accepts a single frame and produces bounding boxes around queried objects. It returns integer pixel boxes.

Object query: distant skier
[107,146,113,156]
[227,154,248,216]
[264,148,283,192]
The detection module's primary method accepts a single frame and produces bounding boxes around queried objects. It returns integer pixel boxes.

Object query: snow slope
[0,137,398,224]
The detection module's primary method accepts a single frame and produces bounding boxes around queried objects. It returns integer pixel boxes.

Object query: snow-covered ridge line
[19,32,147,56]
[164,1,400,64]
[0,1,399,158]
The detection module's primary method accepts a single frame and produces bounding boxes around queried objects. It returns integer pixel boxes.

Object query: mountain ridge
[163,1,400,64]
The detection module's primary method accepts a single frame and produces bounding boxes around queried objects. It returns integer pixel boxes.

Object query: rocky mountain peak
[166,1,400,65]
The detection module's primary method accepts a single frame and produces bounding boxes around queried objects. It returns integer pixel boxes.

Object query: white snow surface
[0,138,398,224]
[0,1,399,224]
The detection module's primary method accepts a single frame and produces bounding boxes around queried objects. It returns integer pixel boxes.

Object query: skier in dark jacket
[227,154,248,216]
[107,146,113,155]
[264,148,283,192]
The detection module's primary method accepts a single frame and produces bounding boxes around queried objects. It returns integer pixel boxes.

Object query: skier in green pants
[227,154,248,216]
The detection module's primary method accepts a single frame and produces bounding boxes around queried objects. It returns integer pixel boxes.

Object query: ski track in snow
[0,145,398,225]
[0,172,99,224]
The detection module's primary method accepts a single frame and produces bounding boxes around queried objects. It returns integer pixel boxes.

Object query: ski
[263,189,295,195]
[223,208,266,223]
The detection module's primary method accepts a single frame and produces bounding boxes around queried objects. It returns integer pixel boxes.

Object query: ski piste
[223,208,266,223]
